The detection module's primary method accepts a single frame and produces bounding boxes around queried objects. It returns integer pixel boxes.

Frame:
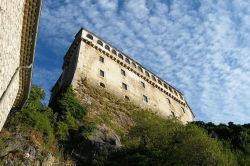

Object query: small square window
[122,82,128,90]
[167,98,171,104]
[141,81,145,88]
[99,56,104,63]
[121,69,126,76]
[99,70,104,77]
[143,95,148,103]
[181,107,185,113]
[171,111,175,117]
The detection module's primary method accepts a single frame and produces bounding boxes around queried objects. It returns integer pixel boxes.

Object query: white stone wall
[55,29,194,123]
[0,0,26,129]
[72,41,194,123]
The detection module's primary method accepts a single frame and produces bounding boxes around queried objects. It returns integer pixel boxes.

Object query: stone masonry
[51,28,195,123]
[0,0,42,130]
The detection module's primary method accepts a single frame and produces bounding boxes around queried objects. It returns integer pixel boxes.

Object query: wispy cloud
[34,0,250,124]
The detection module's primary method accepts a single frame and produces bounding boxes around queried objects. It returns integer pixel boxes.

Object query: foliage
[193,121,250,166]
[105,110,237,166]
[49,86,90,140]
[4,85,56,147]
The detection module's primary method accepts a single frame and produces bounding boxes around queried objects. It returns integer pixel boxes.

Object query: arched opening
[152,75,156,81]
[86,34,93,40]
[118,53,124,59]
[125,58,130,64]
[97,40,103,46]
[145,71,150,77]
[132,62,137,68]
[100,82,105,88]
[112,49,117,55]
[105,45,110,51]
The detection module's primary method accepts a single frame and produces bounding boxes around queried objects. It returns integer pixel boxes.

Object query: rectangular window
[99,69,104,77]
[171,111,175,117]
[121,69,126,76]
[181,107,185,113]
[122,82,128,90]
[143,95,148,103]
[99,56,104,63]
[141,81,145,88]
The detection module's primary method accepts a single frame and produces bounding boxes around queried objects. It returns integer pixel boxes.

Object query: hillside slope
[0,79,242,165]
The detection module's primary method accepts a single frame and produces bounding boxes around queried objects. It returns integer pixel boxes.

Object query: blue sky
[33,0,250,124]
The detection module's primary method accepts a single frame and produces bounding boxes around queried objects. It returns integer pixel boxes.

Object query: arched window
[152,75,156,81]
[97,40,103,46]
[174,90,178,96]
[132,62,137,68]
[86,34,93,40]
[164,84,168,89]
[169,87,173,92]
[118,53,124,59]
[158,79,162,85]
[105,45,110,51]
[138,66,143,73]
[145,71,150,77]
[112,49,117,55]
[125,58,130,64]
[180,95,184,100]
[100,82,105,88]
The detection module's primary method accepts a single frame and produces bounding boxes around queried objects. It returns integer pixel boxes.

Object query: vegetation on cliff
[0,82,249,165]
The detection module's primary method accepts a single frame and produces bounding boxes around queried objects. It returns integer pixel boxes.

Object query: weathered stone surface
[0,0,25,130]
[51,28,195,123]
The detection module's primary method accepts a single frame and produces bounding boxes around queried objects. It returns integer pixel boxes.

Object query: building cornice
[12,0,42,109]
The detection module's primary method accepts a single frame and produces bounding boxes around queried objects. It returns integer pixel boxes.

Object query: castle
[0,0,42,130]
[51,28,195,123]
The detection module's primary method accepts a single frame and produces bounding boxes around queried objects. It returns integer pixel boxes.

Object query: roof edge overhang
[12,0,42,110]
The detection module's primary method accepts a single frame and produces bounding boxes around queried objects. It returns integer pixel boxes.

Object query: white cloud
[36,0,250,124]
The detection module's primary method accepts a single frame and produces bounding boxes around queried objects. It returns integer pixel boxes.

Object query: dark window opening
[164,84,168,89]
[169,87,173,92]
[158,79,162,85]
[138,66,143,73]
[100,70,105,77]
[132,62,137,68]
[99,56,104,63]
[181,107,185,113]
[100,82,105,88]
[97,40,103,46]
[171,111,176,117]
[143,95,148,103]
[125,95,130,100]
[152,75,156,81]
[167,98,171,104]
[180,95,184,100]
[174,90,178,96]
[125,58,130,64]
[86,34,93,40]
[118,53,124,59]
[112,49,117,55]
[121,69,126,76]
[122,82,128,90]
[145,71,150,77]
[141,81,145,88]
[105,45,110,51]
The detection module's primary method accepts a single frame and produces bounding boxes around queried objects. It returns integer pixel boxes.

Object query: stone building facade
[51,28,195,123]
[0,0,42,130]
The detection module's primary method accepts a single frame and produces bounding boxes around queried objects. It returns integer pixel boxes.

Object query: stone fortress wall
[51,28,195,123]
[0,0,42,130]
